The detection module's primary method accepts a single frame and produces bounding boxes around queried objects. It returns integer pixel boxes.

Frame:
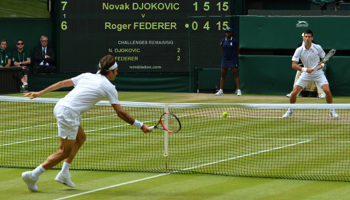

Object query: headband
[96,61,118,74]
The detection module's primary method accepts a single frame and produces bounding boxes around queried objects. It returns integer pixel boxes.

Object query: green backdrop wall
[324,57,350,96]
[2,15,350,95]
[239,16,350,50]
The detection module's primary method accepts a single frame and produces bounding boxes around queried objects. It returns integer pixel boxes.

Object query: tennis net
[1,96,350,181]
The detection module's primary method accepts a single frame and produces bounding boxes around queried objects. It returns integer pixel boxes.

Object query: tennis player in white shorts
[286,33,326,99]
[21,55,152,192]
[283,30,339,118]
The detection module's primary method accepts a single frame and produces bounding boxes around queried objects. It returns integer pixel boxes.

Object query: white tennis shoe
[237,90,242,96]
[282,110,294,118]
[319,94,326,99]
[22,171,38,192]
[329,110,339,118]
[215,90,223,96]
[55,172,75,188]
[286,93,291,98]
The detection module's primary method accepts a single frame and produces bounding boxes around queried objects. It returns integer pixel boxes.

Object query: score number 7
[61,1,67,10]
[61,1,68,30]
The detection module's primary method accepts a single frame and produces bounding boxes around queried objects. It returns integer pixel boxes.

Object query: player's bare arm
[292,61,314,73]
[316,63,324,71]
[111,104,151,133]
[292,61,303,71]
[24,79,74,99]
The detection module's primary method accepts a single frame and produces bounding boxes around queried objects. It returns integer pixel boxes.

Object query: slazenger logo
[296,21,308,27]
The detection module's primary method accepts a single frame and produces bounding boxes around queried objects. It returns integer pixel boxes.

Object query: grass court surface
[0,0,49,18]
[1,92,350,199]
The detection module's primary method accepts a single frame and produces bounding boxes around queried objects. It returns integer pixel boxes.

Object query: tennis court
[0,0,49,18]
[1,92,350,199]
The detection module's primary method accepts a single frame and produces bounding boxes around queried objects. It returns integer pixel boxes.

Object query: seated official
[33,35,56,74]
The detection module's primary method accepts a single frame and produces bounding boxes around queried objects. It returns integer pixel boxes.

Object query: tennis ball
[222,112,228,118]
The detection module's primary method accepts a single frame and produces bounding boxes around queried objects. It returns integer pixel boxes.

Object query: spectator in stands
[0,39,12,67]
[215,27,241,96]
[13,39,31,90]
[33,35,56,74]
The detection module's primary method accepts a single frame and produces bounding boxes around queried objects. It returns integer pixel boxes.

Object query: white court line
[0,137,55,147]
[96,133,307,141]
[0,7,43,17]
[3,120,349,147]
[54,140,310,200]
[94,133,350,143]
[0,123,127,147]
[0,114,118,134]
[0,112,271,134]
[0,119,157,147]
[0,125,128,147]
[54,173,169,200]
[0,123,57,134]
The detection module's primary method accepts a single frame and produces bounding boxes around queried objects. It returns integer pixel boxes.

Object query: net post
[164,103,169,157]
[164,103,169,173]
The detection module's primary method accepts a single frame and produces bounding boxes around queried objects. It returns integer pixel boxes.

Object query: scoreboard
[58,0,233,72]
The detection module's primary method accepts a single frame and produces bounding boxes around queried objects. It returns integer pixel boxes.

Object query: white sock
[219,89,223,92]
[32,165,46,178]
[237,89,241,91]
[61,162,71,174]
[23,82,28,85]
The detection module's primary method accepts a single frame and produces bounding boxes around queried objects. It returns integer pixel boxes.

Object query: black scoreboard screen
[59,0,232,72]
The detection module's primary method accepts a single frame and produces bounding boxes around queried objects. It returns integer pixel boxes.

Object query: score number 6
[61,21,67,30]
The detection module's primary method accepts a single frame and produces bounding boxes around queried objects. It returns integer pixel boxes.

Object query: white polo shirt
[57,73,119,114]
[292,43,326,77]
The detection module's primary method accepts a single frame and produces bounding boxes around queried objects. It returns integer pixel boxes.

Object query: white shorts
[54,104,81,140]
[295,73,329,89]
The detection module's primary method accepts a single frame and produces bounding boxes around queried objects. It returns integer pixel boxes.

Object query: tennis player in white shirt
[283,30,339,118]
[21,55,152,192]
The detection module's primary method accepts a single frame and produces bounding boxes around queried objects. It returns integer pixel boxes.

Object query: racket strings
[161,114,180,132]
[168,116,180,131]
[324,49,336,61]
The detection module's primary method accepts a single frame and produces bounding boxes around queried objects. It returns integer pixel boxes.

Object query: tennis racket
[312,49,336,70]
[149,112,181,133]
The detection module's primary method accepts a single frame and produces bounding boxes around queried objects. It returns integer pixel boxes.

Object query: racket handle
[149,126,154,130]
[312,62,324,70]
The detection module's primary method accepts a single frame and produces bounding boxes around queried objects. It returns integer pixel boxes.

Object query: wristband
[302,68,307,72]
[132,119,143,129]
